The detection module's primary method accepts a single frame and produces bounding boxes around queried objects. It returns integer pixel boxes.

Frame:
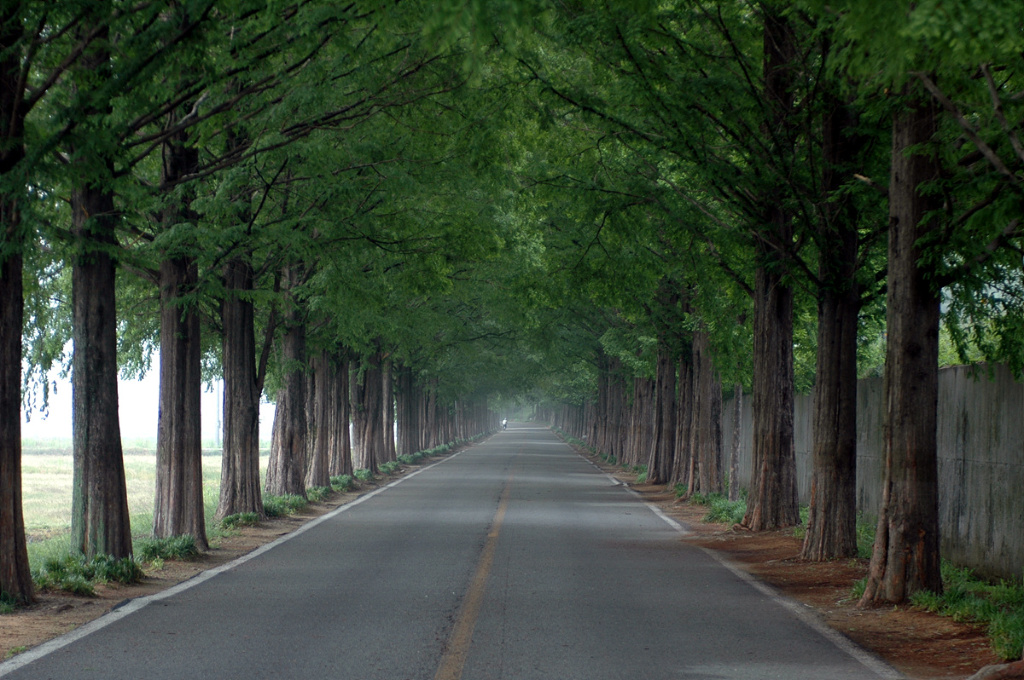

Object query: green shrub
[306,486,330,502]
[353,469,374,482]
[856,515,877,559]
[703,495,747,525]
[989,608,1024,661]
[849,576,867,603]
[92,554,146,582]
[379,461,400,475]
[136,535,199,562]
[397,454,418,465]
[907,560,1024,660]
[32,551,143,595]
[264,494,308,517]
[0,592,18,615]
[220,512,261,529]
[330,475,355,492]
[57,573,95,597]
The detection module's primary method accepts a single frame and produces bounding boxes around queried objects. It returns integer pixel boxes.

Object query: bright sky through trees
[21,371,273,442]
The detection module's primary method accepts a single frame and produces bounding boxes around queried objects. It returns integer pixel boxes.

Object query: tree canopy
[3,0,1023,605]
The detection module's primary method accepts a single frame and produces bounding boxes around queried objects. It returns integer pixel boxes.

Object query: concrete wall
[722,364,1024,579]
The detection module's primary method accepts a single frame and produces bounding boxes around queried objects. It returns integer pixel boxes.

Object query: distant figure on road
[502,418,507,430]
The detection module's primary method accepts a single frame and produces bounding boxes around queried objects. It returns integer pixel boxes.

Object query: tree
[816,0,1024,603]
[67,17,133,559]
[0,3,34,603]
[861,85,943,603]
[265,263,308,497]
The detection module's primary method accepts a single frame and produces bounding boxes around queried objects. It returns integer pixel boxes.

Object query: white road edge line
[0,449,469,677]
[566,441,904,680]
[697,546,906,680]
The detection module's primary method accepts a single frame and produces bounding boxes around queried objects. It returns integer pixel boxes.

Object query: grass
[910,561,1024,660]
[13,436,464,602]
[263,494,308,518]
[135,535,200,562]
[220,512,261,529]
[353,468,374,482]
[330,474,355,492]
[690,492,747,525]
[20,450,270,543]
[0,592,17,615]
[306,486,331,502]
[32,552,145,596]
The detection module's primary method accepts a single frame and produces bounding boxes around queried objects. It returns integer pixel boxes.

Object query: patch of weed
[908,561,1024,660]
[4,646,27,659]
[379,461,400,475]
[848,576,867,603]
[0,592,18,614]
[32,552,143,595]
[220,512,261,530]
[263,494,308,517]
[353,469,374,483]
[330,475,355,492]
[306,486,330,502]
[856,514,876,559]
[135,535,199,562]
[703,494,747,525]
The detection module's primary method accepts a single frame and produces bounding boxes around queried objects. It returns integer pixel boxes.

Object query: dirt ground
[0,448,1006,679]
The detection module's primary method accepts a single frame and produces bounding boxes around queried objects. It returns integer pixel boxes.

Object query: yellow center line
[434,470,515,680]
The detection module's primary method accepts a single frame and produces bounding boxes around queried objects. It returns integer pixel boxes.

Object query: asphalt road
[1,425,901,679]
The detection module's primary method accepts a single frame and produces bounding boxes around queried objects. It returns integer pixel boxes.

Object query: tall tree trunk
[71,184,132,559]
[353,352,383,473]
[861,86,943,605]
[305,350,331,489]
[329,352,352,477]
[671,353,694,488]
[69,24,132,560]
[395,364,418,457]
[692,329,723,495]
[153,256,207,549]
[216,258,264,520]
[729,383,741,502]
[646,347,677,485]
[802,88,862,561]
[381,357,396,463]
[0,246,31,602]
[741,6,799,531]
[0,26,34,602]
[265,266,307,497]
[742,252,798,530]
[153,113,207,549]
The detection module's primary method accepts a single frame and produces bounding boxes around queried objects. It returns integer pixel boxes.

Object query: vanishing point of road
[0,425,901,680]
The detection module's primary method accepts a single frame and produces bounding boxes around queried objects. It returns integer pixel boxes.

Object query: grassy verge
[911,562,1024,661]
[13,434,471,601]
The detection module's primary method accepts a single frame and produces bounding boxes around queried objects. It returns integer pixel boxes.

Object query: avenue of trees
[3,0,1023,612]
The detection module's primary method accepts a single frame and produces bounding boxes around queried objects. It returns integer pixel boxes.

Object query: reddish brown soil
[1,447,1007,679]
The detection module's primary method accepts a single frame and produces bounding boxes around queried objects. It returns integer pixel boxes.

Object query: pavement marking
[0,448,471,678]
[569,442,691,536]
[695,546,906,679]
[434,469,515,680]
[564,437,901,679]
